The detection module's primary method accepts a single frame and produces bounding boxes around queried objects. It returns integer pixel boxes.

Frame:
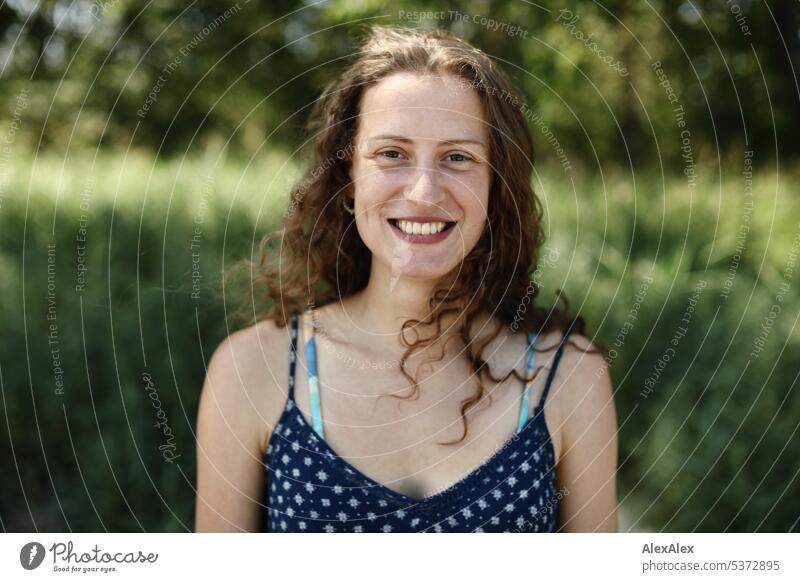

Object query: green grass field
[1,150,798,531]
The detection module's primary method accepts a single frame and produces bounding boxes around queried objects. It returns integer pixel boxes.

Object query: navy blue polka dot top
[264,309,572,532]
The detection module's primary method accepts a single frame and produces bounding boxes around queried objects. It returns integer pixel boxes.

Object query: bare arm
[195,329,272,532]
[555,346,619,532]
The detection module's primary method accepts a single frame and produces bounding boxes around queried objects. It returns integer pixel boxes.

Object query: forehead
[357,73,488,142]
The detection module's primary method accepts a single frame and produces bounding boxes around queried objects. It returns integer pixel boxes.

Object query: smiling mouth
[388,219,457,236]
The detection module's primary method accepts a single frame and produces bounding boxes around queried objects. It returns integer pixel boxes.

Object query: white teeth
[395,220,449,235]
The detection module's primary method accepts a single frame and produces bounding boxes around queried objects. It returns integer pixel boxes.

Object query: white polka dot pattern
[263,310,570,533]
[264,396,558,533]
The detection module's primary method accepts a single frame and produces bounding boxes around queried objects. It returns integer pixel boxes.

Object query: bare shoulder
[219,318,291,388]
[200,318,292,454]
[544,331,619,531]
[542,330,616,449]
[544,331,613,411]
[195,318,291,532]
[553,332,610,385]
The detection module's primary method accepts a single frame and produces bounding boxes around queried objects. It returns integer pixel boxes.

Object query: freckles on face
[348,73,492,281]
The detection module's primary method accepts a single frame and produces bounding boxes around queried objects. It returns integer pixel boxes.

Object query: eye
[445,152,474,163]
[377,149,405,160]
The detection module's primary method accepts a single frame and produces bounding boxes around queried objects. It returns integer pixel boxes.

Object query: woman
[195,26,618,533]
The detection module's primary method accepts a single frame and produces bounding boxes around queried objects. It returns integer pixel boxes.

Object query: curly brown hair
[228,25,599,444]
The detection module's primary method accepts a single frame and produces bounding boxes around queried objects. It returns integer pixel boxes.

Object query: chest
[287,332,561,499]
[266,401,559,532]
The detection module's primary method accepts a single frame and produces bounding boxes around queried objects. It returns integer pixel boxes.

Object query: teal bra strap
[516,332,538,433]
[304,314,325,438]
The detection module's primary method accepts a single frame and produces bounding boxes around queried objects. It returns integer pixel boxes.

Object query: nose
[404,166,445,205]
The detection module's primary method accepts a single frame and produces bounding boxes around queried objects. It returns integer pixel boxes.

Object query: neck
[344,257,462,349]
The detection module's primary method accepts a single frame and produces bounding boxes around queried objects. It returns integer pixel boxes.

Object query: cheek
[465,212,488,247]
[354,170,399,209]
[461,187,490,247]
[458,179,490,223]
[352,187,388,245]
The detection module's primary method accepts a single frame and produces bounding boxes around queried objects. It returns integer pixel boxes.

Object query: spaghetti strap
[287,309,299,400]
[537,325,574,410]
[304,308,325,438]
[516,332,539,432]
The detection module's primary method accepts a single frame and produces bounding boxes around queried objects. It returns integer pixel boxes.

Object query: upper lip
[388,215,456,223]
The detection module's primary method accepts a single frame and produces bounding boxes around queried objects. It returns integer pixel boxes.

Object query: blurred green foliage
[1,152,798,531]
[0,0,798,168]
[1,0,798,533]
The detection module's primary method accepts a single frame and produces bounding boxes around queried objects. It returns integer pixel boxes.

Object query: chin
[385,255,461,282]
[392,267,449,281]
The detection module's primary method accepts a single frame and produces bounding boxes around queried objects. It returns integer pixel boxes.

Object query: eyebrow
[367,135,486,148]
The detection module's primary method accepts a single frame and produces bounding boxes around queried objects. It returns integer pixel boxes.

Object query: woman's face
[348,73,492,281]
